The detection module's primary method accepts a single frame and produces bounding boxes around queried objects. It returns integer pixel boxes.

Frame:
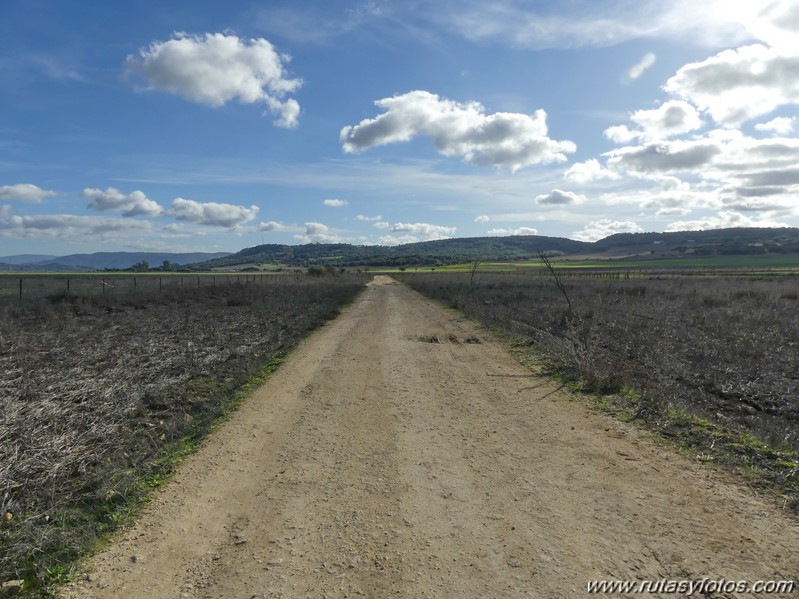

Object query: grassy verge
[505,331,799,514]
[398,272,799,517]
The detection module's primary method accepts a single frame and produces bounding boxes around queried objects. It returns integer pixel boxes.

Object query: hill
[192,227,799,270]
[0,251,231,272]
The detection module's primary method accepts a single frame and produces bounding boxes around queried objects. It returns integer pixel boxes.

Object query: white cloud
[564,159,620,184]
[664,44,799,127]
[605,100,703,143]
[82,186,163,217]
[323,198,348,207]
[0,205,153,240]
[628,52,656,80]
[604,138,722,174]
[0,183,56,203]
[755,116,796,135]
[377,234,419,246]
[259,220,286,232]
[295,221,344,243]
[474,214,490,223]
[440,0,757,50]
[355,214,389,228]
[340,90,575,171]
[572,218,643,242]
[391,221,456,240]
[487,226,538,236]
[305,222,329,235]
[666,210,789,231]
[125,32,302,127]
[514,226,538,235]
[171,198,259,227]
[536,189,583,205]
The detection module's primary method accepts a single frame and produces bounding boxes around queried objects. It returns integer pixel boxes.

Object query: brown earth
[63,276,798,598]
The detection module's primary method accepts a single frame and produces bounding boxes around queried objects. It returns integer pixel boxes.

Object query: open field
[398,270,799,505]
[0,273,304,306]
[0,274,366,594]
[62,277,799,598]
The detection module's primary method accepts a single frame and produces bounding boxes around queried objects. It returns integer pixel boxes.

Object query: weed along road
[65,276,799,598]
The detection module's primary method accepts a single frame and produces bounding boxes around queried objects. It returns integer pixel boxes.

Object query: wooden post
[159,277,162,292]
[19,279,22,305]
[133,277,137,290]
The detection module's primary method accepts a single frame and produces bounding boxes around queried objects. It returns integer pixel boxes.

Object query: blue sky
[1,0,798,255]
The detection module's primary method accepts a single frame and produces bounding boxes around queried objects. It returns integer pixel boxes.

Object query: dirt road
[65,276,798,598]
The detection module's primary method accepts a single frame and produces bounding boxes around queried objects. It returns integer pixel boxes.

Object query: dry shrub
[0,275,366,592]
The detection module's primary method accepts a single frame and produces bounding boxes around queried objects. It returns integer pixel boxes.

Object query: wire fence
[0,273,305,305]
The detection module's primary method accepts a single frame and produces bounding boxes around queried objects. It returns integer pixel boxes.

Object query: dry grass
[400,271,799,509]
[0,274,366,595]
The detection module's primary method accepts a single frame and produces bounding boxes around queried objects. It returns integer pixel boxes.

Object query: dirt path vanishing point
[65,276,798,598]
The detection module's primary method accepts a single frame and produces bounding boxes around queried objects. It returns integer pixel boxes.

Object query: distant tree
[131,260,150,272]
[161,260,177,272]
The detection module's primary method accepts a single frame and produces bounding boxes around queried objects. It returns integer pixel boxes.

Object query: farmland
[0,273,366,593]
[398,269,799,504]
[3,267,799,596]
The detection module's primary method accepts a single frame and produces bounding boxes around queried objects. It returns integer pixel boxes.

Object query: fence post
[159,277,162,292]
[19,278,22,305]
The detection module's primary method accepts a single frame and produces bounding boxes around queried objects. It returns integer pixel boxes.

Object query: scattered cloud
[251,2,387,45]
[323,198,348,207]
[755,116,796,135]
[377,234,419,246]
[0,183,56,203]
[125,32,302,127]
[391,221,456,240]
[564,159,620,184]
[340,90,575,171]
[260,220,287,232]
[487,226,538,236]
[664,44,799,127]
[604,138,722,174]
[666,210,789,231]
[536,189,583,205]
[356,214,382,221]
[374,220,390,229]
[571,218,643,242]
[82,186,163,217]
[628,52,656,80]
[604,101,703,143]
[438,0,756,50]
[294,221,344,243]
[0,205,153,240]
[305,222,329,235]
[474,215,490,223]
[171,198,259,227]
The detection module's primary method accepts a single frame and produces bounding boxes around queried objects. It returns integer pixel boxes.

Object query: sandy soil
[64,276,798,598]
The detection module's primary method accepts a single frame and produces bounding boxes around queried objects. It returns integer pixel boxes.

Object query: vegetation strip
[0,274,366,597]
[397,271,799,515]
